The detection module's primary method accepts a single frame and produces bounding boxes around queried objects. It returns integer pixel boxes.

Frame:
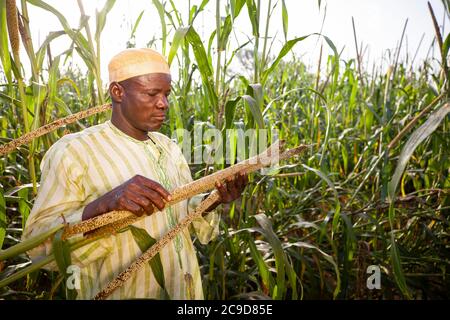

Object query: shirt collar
[106,120,156,145]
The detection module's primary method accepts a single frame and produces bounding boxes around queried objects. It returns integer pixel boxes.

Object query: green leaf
[285,241,341,299]
[189,0,209,24]
[0,233,101,289]
[18,188,30,230]
[230,0,246,20]
[242,95,265,129]
[168,27,190,66]
[207,29,216,61]
[130,10,144,38]
[95,0,116,45]
[388,103,450,201]
[261,33,338,85]
[152,0,167,54]
[27,0,96,72]
[57,78,81,97]
[52,229,77,300]
[281,0,288,41]
[218,15,232,51]
[262,164,298,176]
[253,214,286,299]
[0,192,6,250]
[246,0,259,37]
[0,224,64,261]
[225,127,238,167]
[0,254,54,289]
[0,1,12,83]
[129,225,170,299]
[322,35,339,57]
[185,27,218,109]
[339,213,357,262]
[0,91,20,107]
[301,165,338,199]
[261,35,310,84]
[52,230,71,274]
[249,83,263,110]
[301,164,341,238]
[247,238,274,293]
[224,96,241,129]
[168,0,182,26]
[284,254,298,299]
[35,31,65,70]
[27,0,75,42]
[189,5,198,24]
[389,228,411,299]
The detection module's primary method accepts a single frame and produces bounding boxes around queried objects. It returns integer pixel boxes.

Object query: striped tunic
[22,120,220,300]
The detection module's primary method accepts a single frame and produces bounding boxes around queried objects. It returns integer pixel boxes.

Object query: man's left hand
[215,172,249,204]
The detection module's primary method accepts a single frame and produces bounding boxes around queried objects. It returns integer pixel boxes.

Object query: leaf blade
[129,225,170,299]
[388,103,450,201]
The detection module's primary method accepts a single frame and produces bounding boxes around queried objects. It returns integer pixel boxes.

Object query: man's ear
[109,82,124,103]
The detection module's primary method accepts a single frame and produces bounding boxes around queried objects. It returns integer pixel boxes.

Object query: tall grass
[0,0,449,299]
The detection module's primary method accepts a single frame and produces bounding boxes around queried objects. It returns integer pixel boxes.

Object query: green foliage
[0,0,449,300]
[129,225,170,299]
[52,229,76,300]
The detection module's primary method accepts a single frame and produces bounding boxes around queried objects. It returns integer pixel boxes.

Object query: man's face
[116,73,172,134]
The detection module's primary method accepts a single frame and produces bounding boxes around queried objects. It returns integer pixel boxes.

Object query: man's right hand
[82,175,172,221]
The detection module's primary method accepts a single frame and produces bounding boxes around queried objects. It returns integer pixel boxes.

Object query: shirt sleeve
[188,193,221,244]
[169,138,221,245]
[22,139,113,270]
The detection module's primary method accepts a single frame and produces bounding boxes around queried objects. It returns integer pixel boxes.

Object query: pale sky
[23,0,448,80]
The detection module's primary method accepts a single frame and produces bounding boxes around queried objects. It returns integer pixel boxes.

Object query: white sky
[23,0,448,81]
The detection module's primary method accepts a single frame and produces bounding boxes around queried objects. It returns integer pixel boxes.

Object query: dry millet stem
[84,215,140,240]
[63,160,263,238]
[0,104,112,156]
[82,162,259,239]
[64,141,309,239]
[94,191,221,300]
[95,146,308,299]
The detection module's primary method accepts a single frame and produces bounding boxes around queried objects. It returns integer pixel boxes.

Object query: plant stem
[260,0,272,71]
[77,0,104,105]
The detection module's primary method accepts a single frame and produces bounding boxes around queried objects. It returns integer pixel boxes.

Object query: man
[23,48,248,299]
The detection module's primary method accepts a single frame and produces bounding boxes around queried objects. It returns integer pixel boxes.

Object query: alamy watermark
[66,265,80,290]
[170,125,280,165]
[66,265,381,293]
[366,265,381,290]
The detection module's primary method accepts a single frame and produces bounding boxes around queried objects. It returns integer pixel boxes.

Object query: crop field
[0,0,449,300]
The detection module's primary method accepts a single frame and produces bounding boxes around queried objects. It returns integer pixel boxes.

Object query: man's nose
[156,95,169,110]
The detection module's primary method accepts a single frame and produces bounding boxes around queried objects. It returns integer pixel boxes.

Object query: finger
[119,198,145,217]
[226,176,238,195]
[144,188,167,211]
[215,181,228,201]
[127,192,156,215]
[138,177,172,201]
[235,172,245,191]
[238,173,249,190]
[132,184,166,211]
